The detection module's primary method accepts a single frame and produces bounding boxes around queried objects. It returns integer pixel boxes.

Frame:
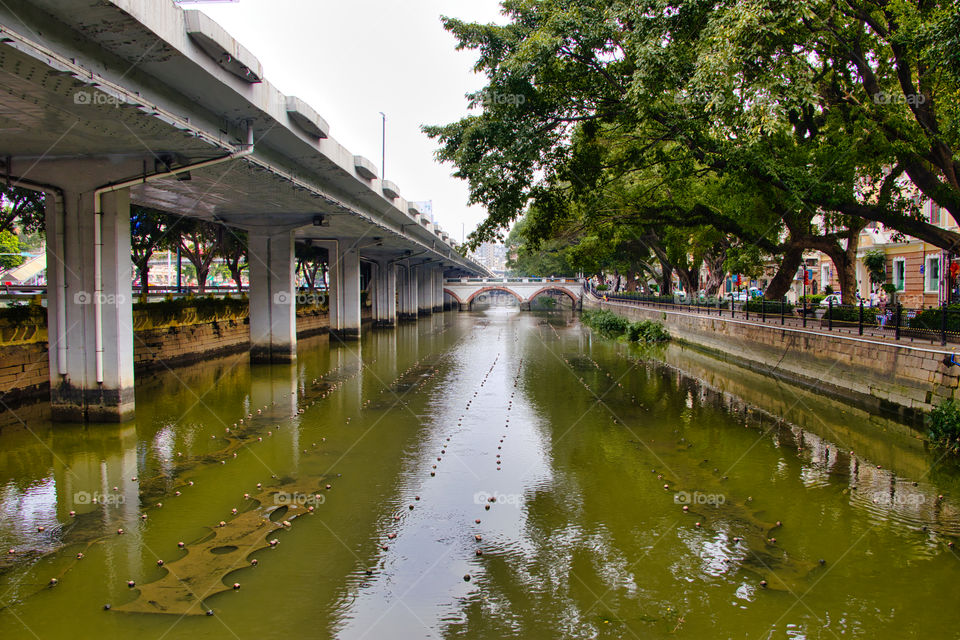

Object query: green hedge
[909,304,960,332]
[0,298,45,325]
[134,294,249,324]
[823,305,879,326]
[744,299,794,314]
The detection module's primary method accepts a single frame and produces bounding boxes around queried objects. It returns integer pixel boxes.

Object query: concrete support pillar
[317,240,361,339]
[249,231,297,363]
[373,260,396,327]
[340,247,361,339]
[317,240,339,334]
[417,265,433,316]
[398,265,417,321]
[45,188,135,422]
[433,268,443,312]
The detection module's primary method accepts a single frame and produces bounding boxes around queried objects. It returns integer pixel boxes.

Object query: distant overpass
[0,0,489,421]
[444,278,583,310]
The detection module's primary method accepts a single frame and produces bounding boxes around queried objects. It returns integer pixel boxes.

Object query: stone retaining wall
[587,297,959,421]
[0,311,338,404]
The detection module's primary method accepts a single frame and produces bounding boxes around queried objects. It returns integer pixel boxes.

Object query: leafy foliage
[427,0,960,304]
[863,250,887,287]
[624,319,671,343]
[909,304,960,332]
[927,399,960,456]
[0,186,45,235]
[823,305,880,326]
[0,296,44,324]
[581,309,630,337]
[0,230,23,269]
[581,309,670,343]
[132,294,248,324]
[744,299,795,315]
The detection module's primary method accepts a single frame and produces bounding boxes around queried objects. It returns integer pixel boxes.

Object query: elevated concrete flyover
[0,0,488,421]
[444,278,583,310]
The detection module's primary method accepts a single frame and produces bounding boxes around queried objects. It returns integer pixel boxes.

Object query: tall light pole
[379,112,386,180]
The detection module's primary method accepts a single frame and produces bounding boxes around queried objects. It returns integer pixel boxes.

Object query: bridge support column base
[46,188,135,423]
[50,386,136,423]
[331,328,361,341]
[250,345,296,364]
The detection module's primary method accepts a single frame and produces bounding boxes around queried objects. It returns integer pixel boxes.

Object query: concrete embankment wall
[0,310,341,403]
[586,297,959,421]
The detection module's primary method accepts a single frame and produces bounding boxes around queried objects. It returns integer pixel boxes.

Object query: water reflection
[0,311,958,639]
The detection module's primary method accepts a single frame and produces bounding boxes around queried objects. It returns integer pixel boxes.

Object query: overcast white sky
[192,0,505,243]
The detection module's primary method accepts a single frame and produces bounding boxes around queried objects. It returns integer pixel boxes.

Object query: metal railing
[445,277,581,284]
[586,284,960,346]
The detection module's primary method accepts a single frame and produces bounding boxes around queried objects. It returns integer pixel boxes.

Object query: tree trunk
[701,249,726,296]
[764,245,804,300]
[229,265,243,292]
[658,258,673,295]
[140,263,149,295]
[196,267,209,294]
[819,224,864,305]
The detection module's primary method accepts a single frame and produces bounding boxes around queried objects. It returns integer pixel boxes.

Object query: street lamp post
[379,111,386,180]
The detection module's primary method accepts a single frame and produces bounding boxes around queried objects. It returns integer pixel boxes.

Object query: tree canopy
[425,0,960,302]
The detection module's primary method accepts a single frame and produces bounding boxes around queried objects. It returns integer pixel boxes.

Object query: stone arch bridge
[444,278,583,310]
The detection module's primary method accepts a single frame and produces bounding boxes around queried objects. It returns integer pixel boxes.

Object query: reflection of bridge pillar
[249,361,299,463]
[398,264,418,321]
[249,230,297,363]
[372,260,396,327]
[417,265,433,316]
[317,240,361,340]
[45,188,135,422]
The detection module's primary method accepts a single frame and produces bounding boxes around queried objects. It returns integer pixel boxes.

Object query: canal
[1,308,958,638]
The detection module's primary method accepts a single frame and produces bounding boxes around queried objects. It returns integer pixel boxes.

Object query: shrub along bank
[581,309,670,344]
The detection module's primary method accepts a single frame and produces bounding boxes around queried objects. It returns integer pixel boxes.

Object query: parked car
[820,293,843,307]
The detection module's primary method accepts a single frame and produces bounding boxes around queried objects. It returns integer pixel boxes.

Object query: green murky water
[1,309,958,638]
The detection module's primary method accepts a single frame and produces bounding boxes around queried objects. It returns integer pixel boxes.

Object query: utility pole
[379,112,386,180]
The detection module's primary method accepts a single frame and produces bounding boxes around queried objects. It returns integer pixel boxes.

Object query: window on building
[925,255,941,293]
[893,258,906,291]
[929,203,942,225]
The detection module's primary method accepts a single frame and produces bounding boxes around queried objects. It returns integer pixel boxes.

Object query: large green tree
[0,186,44,235]
[426,0,960,304]
[130,206,174,293]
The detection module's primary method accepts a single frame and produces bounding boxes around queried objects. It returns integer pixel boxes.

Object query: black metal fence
[586,285,960,346]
